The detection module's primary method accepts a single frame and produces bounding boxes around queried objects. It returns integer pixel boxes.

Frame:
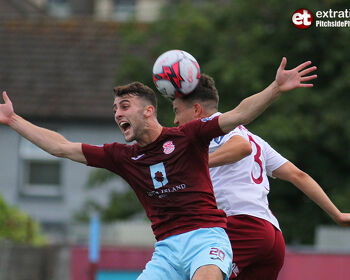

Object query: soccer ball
[152,50,200,99]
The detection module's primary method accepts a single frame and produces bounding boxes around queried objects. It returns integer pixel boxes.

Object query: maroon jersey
[82,116,227,241]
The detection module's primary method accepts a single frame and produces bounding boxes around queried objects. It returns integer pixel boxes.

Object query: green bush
[0,196,46,245]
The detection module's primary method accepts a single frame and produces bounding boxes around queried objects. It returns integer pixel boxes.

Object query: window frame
[113,0,136,21]
[19,138,63,198]
[47,0,71,18]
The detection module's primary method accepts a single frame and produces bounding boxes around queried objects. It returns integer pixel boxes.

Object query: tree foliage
[0,195,46,245]
[84,0,350,244]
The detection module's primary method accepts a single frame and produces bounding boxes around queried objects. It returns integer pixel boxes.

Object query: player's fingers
[299,66,317,76]
[295,61,312,72]
[301,74,318,82]
[299,83,314,88]
[2,91,10,103]
[279,57,287,70]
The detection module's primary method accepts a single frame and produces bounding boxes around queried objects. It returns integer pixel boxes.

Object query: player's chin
[123,131,135,143]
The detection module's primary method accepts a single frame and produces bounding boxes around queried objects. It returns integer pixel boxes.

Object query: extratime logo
[292,8,350,29]
[292,9,314,29]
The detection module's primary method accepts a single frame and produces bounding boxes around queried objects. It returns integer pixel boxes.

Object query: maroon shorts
[226,215,285,280]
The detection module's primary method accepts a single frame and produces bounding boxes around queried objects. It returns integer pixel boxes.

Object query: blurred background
[0,0,349,279]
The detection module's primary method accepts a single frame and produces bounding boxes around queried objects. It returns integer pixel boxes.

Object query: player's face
[113,95,146,142]
[173,98,197,126]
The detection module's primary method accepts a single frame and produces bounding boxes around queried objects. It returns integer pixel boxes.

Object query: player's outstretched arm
[0,91,87,164]
[218,57,317,133]
[209,135,252,168]
[272,161,350,226]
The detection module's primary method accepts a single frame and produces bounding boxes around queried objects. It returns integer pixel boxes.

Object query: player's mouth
[119,121,131,134]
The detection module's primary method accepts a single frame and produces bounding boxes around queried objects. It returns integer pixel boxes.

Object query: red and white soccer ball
[152,50,200,100]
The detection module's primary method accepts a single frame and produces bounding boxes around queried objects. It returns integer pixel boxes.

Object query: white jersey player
[209,115,285,231]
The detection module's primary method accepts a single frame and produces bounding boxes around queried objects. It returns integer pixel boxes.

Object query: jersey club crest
[163,141,175,154]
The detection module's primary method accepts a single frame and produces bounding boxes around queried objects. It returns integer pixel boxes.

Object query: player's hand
[275,57,317,92]
[0,91,15,125]
[334,213,350,226]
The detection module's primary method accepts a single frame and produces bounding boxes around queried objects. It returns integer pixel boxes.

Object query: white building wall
[136,0,163,22]
[315,225,350,252]
[0,126,20,203]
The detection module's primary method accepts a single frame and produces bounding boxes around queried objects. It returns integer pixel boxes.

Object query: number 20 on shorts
[209,247,226,261]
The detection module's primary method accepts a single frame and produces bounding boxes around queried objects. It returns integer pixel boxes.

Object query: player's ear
[193,103,203,118]
[144,105,155,117]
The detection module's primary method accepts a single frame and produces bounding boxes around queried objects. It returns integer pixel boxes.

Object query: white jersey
[209,113,288,230]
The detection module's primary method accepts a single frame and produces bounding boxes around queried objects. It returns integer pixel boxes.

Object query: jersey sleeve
[220,125,246,143]
[263,141,288,178]
[182,116,225,147]
[82,143,123,173]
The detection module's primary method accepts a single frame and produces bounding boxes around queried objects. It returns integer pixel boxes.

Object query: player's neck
[201,109,218,118]
[137,119,163,147]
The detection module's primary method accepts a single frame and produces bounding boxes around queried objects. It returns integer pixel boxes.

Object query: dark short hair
[113,82,158,112]
[180,74,219,109]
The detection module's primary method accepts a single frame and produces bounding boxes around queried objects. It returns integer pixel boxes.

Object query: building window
[48,0,71,18]
[114,0,136,21]
[19,138,62,197]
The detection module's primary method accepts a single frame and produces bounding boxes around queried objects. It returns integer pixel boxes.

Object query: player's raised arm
[218,57,317,133]
[0,91,87,164]
[273,161,350,227]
